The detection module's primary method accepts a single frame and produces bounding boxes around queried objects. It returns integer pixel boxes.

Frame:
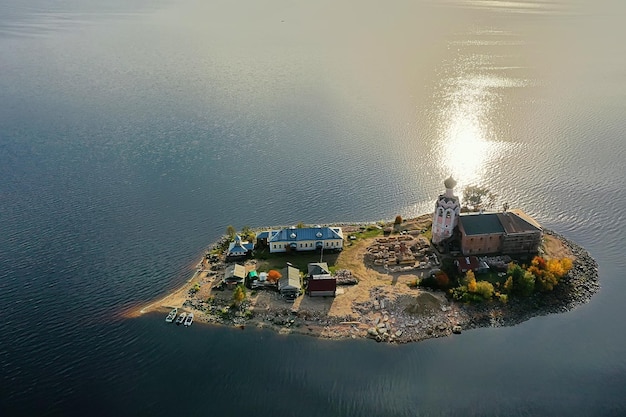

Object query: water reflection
[444,0,569,15]
[435,31,525,188]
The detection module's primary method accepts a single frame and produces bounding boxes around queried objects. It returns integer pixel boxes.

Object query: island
[136,179,599,343]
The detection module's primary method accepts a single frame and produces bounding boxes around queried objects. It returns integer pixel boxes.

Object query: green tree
[462,185,497,212]
[296,222,305,229]
[517,271,536,296]
[394,215,403,225]
[507,263,525,283]
[226,225,236,240]
[241,225,254,241]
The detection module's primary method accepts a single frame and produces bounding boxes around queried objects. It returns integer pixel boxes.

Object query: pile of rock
[335,269,358,285]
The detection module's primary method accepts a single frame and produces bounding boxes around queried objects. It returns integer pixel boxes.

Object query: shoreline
[134,221,599,344]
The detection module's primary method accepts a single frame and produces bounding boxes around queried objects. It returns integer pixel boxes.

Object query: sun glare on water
[435,54,519,188]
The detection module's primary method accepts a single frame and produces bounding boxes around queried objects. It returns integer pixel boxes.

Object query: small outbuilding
[306,262,336,297]
[224,263,246,289]
[278,265,301,300]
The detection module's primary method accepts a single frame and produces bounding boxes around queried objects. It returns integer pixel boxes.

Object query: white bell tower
[432,177,460,244]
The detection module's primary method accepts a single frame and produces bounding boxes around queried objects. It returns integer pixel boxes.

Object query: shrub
[451,286,484,303]
[451,285,468,301]
[218,307,230,318]
[418,275,437,290]
[407,278,419,288]
[503,276,514,294]
[475,281,494,300]
[189,282,201,294]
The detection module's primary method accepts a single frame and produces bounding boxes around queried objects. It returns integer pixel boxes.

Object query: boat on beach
[184,312,194,327]
[165,308,178,323]
[175,312,186,325]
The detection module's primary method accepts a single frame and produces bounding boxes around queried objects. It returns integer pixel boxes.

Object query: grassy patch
[354,227,383,240]
[477,271,508,289]
[252,247,341,272]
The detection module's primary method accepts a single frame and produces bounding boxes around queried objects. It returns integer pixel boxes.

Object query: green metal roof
[460,213,505,235]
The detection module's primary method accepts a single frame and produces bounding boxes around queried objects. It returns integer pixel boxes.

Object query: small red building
[456,256,480,274]
[306,262,336,297]
[306,278,337,297]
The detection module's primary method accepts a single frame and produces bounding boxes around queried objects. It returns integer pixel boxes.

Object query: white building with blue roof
[266,226,344,253]
[226,234,254,259]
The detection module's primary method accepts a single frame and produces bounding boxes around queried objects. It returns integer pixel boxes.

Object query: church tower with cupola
[432,177,461,245]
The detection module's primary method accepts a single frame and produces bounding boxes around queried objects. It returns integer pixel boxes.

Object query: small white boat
[165,308,178,323]
[184,312,194,327]
[175,312,186,325]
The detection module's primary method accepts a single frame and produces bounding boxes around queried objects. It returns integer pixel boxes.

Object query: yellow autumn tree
[232,285,246,307]
[475,281,494,300]
[465,270,477,293]
[503,276,514,294]
[528,256,573,292]
[546,258,573,278]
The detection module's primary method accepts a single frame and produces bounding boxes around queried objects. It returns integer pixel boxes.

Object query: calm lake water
[1,0,626,415]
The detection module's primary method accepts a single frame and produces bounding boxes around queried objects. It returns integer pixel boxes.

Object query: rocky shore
[147,225,598,344]
[456,229,599,331]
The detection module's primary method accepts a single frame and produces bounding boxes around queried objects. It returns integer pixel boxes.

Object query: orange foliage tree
[266,269,282,283]
[435,271,450,289]
[528,256,573,292]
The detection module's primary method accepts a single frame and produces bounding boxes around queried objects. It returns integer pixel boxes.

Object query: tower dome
[444,176,457,190]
